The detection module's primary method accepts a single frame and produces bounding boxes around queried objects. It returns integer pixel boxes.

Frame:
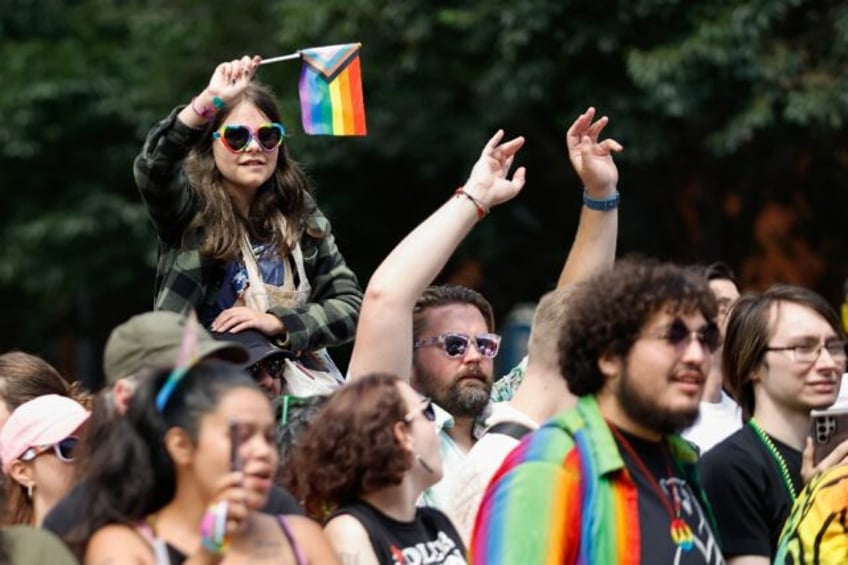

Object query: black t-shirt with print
[330,500,467,565]
[613,429,724,564]
[698,424,802,559]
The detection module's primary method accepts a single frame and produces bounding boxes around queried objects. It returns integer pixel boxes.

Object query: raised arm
[347,130,526,379]
[557,107,623,287]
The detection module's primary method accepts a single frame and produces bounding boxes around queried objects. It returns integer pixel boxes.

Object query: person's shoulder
[85,523,151,564]
[701,424,756,460]
[262,484,305,516]
[2,525,79,564]
[303,204,331,239]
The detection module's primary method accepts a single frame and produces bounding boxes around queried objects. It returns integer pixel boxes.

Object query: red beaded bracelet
[455,188,489,219]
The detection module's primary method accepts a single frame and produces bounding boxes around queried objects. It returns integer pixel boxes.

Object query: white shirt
[445,402,538,542]
[683,390,742,453]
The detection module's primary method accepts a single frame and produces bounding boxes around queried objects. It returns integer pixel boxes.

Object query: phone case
[811,407,848,465]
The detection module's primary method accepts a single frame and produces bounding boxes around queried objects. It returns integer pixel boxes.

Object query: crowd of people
[0,54,846,565]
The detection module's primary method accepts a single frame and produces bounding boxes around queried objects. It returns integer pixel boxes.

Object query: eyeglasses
[403,397,436,424]
[249,357,285,380]
[19,436,79,464]
[641,318,722,353]
[766,340,847,365]
[413,333,501,359]
[212,123,285,153]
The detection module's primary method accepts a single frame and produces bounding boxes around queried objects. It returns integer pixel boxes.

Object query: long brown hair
[183,82,314,261]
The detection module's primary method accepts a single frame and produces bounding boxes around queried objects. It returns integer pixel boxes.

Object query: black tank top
[328,500,467,564]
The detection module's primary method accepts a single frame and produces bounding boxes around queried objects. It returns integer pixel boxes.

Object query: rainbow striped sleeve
[469,425,581,565]
[298,43,367,136]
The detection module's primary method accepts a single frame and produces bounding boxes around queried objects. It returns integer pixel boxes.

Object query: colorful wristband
[582,189,620,211]
[455,187,489,219]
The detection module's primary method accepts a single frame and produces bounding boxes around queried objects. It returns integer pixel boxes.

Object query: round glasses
[413,333,501,359]
[19,436,79,464]
[641,318,722,353]
[212,123,285,153]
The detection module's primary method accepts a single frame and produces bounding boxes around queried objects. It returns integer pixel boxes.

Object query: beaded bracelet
[455,187,489,219]
[199,501,230,554]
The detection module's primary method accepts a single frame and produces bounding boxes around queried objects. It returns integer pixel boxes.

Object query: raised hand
[462,130,527,210]
[207,54,262,106]
[566,107,623,197]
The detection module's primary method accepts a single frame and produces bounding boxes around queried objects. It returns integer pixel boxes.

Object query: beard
[616,370,700,436]
[414,363,492,419]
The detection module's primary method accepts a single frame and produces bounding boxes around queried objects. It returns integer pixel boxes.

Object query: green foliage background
[1,0,846,387]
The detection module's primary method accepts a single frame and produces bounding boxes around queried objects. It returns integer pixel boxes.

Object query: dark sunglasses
[249,357,285,380]
[212,123,285,153]
[413,333,501,359]
[644,318,722,353]
[19,436,79,464]
[403,397,436,424]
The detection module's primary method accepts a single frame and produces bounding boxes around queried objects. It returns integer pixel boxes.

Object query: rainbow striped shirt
[469,395,714,564]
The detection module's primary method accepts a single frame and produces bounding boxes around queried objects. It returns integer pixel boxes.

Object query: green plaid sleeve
[490,356,528,403]
[133,106,204,244]
[268,213,363,353]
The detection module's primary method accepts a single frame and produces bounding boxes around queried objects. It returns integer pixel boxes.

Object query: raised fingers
[481,129,506,158]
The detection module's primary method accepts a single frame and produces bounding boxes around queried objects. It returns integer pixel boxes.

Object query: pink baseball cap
[0,394,90,475]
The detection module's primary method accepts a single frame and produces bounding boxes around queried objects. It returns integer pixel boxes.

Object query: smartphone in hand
[811,407,848,465]
[229,421,247,472]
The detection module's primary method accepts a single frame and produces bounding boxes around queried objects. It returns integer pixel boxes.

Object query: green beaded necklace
[748,418,797,502]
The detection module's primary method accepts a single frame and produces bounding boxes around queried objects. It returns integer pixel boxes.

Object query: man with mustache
[470,259,724,564]
[348,108,623,511]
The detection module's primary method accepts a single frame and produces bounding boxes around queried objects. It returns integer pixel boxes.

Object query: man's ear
[8,460,33,490]
[598,351,623,382]
[163,427,194,466]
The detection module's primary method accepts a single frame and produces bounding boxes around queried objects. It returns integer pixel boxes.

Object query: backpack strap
[485,421,533,441]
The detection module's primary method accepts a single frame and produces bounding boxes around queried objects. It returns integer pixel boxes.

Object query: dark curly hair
[723,284,845,419]
[281,374,413,521]
[413,284,495,340]
[559,258,717,396]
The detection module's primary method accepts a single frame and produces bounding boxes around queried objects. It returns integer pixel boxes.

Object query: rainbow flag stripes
[298,43,367,136]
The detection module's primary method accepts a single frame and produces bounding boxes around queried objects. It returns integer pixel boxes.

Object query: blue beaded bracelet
[583,189,620,211]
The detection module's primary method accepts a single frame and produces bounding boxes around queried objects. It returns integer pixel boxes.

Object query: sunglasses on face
[212,123,285,153]
[643,318,722,353]
[413,333,501,359]
[19,436,79,464]
[403,397,436,424]
[249,357,285,380]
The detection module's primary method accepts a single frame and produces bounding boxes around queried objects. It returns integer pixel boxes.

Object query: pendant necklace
[609,423,694,552]
[748,417,797,502]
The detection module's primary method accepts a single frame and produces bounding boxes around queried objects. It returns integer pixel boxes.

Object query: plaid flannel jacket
[133,106,362,354]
